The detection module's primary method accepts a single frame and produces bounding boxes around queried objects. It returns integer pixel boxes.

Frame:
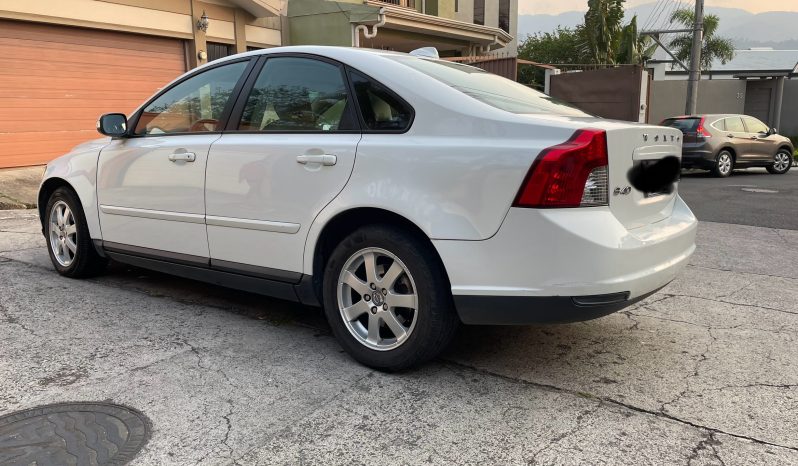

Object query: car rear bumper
[453,288,664,325]
[433,196,697,325]
[681,149,715,168]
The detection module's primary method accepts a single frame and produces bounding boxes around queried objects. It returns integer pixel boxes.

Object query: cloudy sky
[518,0,798,15]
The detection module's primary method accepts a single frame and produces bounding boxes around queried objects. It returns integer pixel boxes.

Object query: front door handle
[296,154,337,166]
[727,134,734,138]
[168,152,196,162]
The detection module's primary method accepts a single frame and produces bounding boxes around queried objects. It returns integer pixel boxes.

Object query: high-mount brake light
[513,129,609,208]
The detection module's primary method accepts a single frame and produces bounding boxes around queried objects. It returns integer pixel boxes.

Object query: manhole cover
[741,188,778,193]
[0,402,150,466]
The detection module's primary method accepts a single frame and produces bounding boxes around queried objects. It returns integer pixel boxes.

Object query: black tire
[711,150,734,178]
[322,225,458,371]
[765,149,792,175]
[44,187,108,278]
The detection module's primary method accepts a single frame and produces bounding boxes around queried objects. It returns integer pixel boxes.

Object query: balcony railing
[373,0,416,8]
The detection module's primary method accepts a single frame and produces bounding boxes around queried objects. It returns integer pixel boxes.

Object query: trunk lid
[601,123,683,230]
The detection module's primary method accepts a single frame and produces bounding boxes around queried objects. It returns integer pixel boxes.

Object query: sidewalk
[0,166,44,209]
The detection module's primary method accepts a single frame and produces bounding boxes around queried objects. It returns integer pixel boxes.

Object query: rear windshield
[662,118,700,132]
[389,56,591,117]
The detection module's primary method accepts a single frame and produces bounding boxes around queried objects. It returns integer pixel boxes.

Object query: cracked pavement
[1,209,797,465]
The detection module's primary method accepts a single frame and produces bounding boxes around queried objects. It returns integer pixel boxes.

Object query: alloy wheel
[774,151,791,172]
[718,152,732,175]
[337,247,418,351]
[48,200,77,267]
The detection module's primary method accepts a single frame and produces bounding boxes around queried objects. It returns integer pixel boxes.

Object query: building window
[499,0,510,33]
[207,42,233,62]
[474,0,484,25]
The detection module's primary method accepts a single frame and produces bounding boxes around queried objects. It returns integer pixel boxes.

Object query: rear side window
[725,117,745,133]
[237,57,356,132]
[662,118,699,132]
[348,70,413,132]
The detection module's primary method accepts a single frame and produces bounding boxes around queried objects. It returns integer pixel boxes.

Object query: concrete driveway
[1,209,797,465]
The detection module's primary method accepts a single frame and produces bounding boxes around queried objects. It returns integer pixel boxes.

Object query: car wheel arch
[718,147,736,162]
[777,145,793,156]
[309,207,452,304]
[38,178,77,229]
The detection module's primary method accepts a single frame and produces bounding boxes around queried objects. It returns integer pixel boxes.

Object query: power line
[642,0,669,31]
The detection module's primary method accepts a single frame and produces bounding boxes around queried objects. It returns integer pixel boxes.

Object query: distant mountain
[517,1,798,49]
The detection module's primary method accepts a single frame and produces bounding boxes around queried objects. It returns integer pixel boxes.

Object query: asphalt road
[1,209,797,465]
[679,167,798,230]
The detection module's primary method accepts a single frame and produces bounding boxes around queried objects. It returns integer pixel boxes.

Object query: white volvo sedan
[39,46,697,370]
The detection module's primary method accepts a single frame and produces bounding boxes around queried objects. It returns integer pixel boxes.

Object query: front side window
[237,57,354,132]
[390,56,590,117]
[724,117,745,133]
[349,70,413,132]
[135,61,247,135]
[743,117,768,134]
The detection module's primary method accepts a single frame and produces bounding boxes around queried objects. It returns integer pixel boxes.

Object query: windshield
[389,56,591,117]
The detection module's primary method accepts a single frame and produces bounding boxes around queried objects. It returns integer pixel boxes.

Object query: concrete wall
[649,80,746,124]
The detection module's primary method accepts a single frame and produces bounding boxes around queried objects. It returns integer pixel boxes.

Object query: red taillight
[513,129,609,208]
[696,117,712,138]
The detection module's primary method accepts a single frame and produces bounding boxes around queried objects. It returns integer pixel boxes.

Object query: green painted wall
[287,0,381,47]
[289,12,351,46]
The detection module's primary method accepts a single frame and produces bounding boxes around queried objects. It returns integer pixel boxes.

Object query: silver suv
[662,114,794,177]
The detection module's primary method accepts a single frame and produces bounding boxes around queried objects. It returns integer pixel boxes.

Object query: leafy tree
[580,0,625,64]
[668,8,735,70]
[517,27,586,87]
[616,15,658,65]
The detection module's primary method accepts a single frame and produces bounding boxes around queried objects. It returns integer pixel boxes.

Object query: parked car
[662,114,794,177]
[39,46,697,370]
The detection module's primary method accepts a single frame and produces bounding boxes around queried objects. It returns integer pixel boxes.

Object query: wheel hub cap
[337,247,419,351]
[48,200,77,267]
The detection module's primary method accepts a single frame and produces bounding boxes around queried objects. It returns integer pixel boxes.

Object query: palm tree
[580,0,625,64]
[668,8,735,70]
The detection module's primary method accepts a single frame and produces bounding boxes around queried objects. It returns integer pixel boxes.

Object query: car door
[722,116,755,163]
[204,55,361,277]
[742,116,778,161]
[97,59,253,260]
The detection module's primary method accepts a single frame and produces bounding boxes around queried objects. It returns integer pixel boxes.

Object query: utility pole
[685,0,704,115]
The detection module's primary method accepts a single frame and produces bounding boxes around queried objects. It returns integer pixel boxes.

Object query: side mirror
[97,113,127,138]
[769,127,778,135]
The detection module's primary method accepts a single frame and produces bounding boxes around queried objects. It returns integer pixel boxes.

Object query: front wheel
[766,150,792,174]
[322,225,458,371]
[44,187,107,278]
[712,150,734,178]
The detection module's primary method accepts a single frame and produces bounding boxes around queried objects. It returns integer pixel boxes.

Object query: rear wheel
[44,187,107,278]
[322,225,458,371]
[766,149,792,174]
[712,150,733,178]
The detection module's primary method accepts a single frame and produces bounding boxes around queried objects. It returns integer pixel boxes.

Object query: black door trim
[99,241,302,284]
[105,251,300,303]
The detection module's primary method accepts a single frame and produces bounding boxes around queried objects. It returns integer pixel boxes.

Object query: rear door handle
[296,154,337,166]
[727,134,734,138]
[168,152,196,162]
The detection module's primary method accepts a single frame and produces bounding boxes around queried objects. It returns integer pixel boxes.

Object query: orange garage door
[0,20,186,168]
